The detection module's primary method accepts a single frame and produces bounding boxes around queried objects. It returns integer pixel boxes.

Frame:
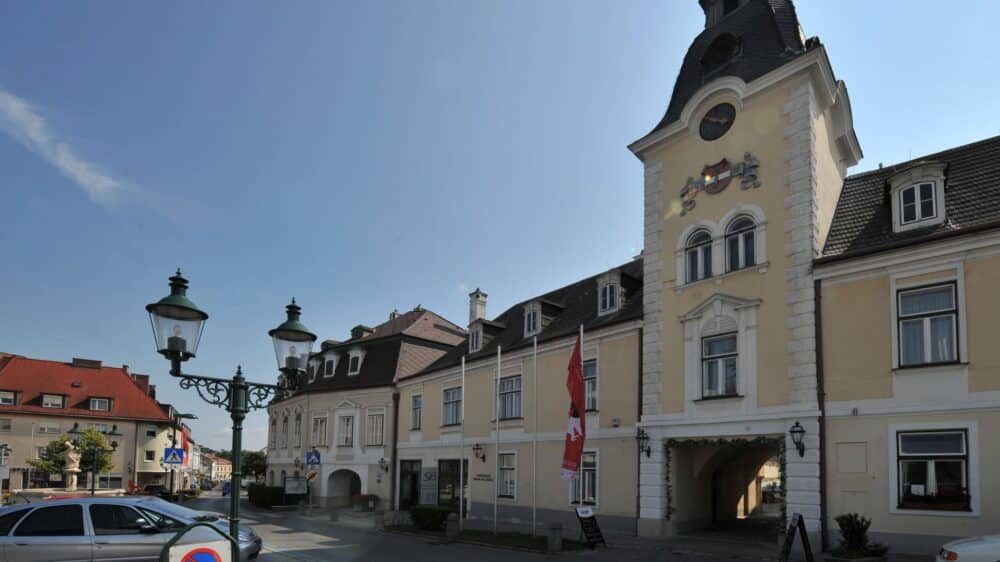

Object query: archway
[327,469,362,507]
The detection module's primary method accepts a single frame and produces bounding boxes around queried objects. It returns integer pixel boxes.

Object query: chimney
[351,325,374,339]
[148,384,156,399]
[389,309,400,320]
[71,358,102,369]
[132,374,151,395]
[469,288,487,324]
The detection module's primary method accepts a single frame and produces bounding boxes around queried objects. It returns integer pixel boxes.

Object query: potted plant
[826,513,888,561]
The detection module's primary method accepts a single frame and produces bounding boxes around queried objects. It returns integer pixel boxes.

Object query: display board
[574,507,607,548]
[778,512,815,562]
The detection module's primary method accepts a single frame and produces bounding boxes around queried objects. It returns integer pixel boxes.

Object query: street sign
[160,522,236,562]
[305,450,321,465]
[169,542,231,562]
[284,476,307,495]
[164,448,185,465]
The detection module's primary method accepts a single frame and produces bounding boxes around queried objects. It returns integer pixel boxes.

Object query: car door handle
[95,541,111,545]
[14,543,28,546]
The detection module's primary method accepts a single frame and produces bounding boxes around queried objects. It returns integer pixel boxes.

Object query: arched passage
[327,469,362,507]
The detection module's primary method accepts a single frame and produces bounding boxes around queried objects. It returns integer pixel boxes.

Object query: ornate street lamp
[377,457,389,473]
[146,270,316,555]
[789,421,806,457]
[636,427,652,458]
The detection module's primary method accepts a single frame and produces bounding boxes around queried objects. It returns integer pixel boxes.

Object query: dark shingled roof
[820,135,1000,262]
[408,259,644,378]
[651,0,808,133]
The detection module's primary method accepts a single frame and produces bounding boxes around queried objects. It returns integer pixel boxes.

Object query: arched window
[725,216,756,272]
[280,470,287,485]
[702,33,742,74]
[686,230,713,283]
[268,470,274,486]
[294,413,302,447]
[281,416,289,448]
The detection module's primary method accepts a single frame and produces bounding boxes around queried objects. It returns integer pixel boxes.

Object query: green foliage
[408,506,453,531]
[242,451,267,477]
[26,436,71,475]
[77,429,115,474]
[832,513,888,558]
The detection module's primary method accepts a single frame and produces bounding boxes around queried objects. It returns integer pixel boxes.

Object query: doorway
[399,460,421,510]
[327,469,362,507]
[437,459,468,511]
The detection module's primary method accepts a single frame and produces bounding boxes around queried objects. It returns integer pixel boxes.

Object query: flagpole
[577,324,584,509]
[494,344,501,534]
[531,335,538,536]
[459,355,466,533]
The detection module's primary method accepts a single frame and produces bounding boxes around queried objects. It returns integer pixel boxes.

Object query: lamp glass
[149,308,206,359]
[789,422,805,445]
[271,334,314,372]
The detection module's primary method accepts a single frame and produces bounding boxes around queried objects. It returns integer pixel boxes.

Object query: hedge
[247,484,290,509]
[408,506,453,531]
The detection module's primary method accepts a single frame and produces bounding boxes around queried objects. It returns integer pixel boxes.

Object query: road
[182,492,790,562]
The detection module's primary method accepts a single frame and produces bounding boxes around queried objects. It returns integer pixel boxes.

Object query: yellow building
[816,137,1000,554]
[395,261,642,535]
[630,0,860,546]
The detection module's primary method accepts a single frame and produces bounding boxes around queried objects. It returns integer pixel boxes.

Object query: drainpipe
[814,278,828,552]
[635,327,644,537]
[389,391,400,510]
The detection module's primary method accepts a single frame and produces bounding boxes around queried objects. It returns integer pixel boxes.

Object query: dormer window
[524,303,541,337]
[0,391,14,406]
[469,326,482,353]
[42,394,64,409]
[323,355,338,378]
[89,397,110,412]
[600,283,618,314]
[889,162,947,233]
[347,349,365,376]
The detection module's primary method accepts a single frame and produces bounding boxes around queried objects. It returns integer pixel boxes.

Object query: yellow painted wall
[821,275,893,401]
[964,255,1000,391]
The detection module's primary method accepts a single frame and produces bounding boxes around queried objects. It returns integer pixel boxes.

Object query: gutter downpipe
[635,327,643,537]
[815,278,828,552]
[390,391,400,510]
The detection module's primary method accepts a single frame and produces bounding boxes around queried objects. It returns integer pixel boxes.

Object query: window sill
[337,445,354,449]
[694,394,744,403]
[441,423,462,428]
[410,427,422,432]
[893,362,967,375]
[675,261,770,292]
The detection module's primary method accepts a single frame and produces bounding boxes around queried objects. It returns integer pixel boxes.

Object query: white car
[938,535,1000,561]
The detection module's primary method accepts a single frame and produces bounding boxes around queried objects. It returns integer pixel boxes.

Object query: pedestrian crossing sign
[164,447,185,465]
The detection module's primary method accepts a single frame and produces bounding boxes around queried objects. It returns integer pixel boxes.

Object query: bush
[832,513,888,558]
[247,484,287,509]
[408,506,453,531]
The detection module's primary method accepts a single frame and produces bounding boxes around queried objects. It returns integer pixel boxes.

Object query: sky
[2,1,999,451]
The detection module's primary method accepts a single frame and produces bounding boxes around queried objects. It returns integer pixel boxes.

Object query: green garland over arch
[662,436,787,526]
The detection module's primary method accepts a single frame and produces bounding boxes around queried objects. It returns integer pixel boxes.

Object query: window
[469,328,482,353]
[599,283,619,314]
[725,216,755,272]
[311,417,328,446]
[136,508,183,531]
[524,304,541,336]
[14,505,84,537]
[269,419,277,448]
[685,230,713,283]
[411,395,422,430]
[900,183,937,225]
[702,334,738,397]
[897,430,969,511]
[294,413,302,447]
[348,355,361,375]
[39,423,59,435]
[145,426,157,438]
[89,398,110,412]
[88,423,110,433]
[89,505,146,535]
[498,376,522,420]
[570,451,598,505]
[367,413,385,446]
[280,417,289,448]
[443,387,462,426]
[41,394,63,409]
[0,509,29,535]
[36,447,47,459]
[0,419,9,432]
[338,416,354,447]
[898,284,957,367]
[498,453,516,499]
[583,359,598,411]
[0,391,14,405]
[324,359,334,377]
[144,450,155,462]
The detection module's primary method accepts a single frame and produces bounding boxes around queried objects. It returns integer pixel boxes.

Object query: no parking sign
[160,523,237,562]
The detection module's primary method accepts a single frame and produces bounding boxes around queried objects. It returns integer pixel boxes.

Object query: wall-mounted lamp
[377,457,389,473]
[472,443,486,462]
[636,428,651,458]
[293,457,302,468]
[789,421,806,458]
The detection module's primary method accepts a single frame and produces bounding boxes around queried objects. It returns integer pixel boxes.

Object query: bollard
[329,507,340,522]
[445,513,459,538]
[547,523,563,553]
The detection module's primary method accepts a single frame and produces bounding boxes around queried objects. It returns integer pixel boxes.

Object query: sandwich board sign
[160,522,236,562]
[574,506,607,548]
[163,448,185,465]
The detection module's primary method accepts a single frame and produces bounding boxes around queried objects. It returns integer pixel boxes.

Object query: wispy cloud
[0,87,130,204]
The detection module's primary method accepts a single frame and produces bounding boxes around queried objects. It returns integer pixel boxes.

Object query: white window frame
[323,355,338,378]
[144,450,155,462]
[0,391,14,405]
[293,412,302,448]
[469,327,482,353]
[681,294,759,411]
[899,183,937,226]
[685,230,713,284]
[497,375,522,420]
[896,283,958,367]
[889,163,947,234]
[443,387,462,426]
[145,425,158,438]
[36,446,48,459]
[89,398,110,412]
[583,359,598,412]
[888,421,979,517]
[411,394,422,430]
[701,333,739,398]
[311,416,328,446]
[725,216,756,272]
[568,449,599,507]
[367,412,385,447]
[497,451,517,500]
[88,422,110,433]
[347,349,365,376]
[337,415,354,447]
[42,394,64,409]
[598,282,619,315]
[280,416,289,448]
[524,303,541,337]
[39,423,61,435]
[268,418,277,448]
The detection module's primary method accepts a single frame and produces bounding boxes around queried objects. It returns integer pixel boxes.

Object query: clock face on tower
[699,103,736,141]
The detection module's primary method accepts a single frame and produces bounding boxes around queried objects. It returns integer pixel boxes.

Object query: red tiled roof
[0,355,171,423]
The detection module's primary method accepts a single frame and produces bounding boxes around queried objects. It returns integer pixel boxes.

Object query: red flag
[180,426,190,467]
[561,335,586,480]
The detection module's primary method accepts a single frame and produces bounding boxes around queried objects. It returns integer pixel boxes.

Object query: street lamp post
[146,270,315,554]
[169,413,198,496]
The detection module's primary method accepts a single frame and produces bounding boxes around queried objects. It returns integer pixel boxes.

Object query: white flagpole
[459,355,466,533]
[577,324,584,508]
[494,344,501,534]
[531,335,538,535]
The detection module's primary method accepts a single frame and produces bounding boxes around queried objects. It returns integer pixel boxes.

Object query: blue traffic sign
[163,447,185,465]
[305,450,321,465]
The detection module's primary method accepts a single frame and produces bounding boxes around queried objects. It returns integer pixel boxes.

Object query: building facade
[631,0,860,545]
[395,260,643,535]
[0,355,179,492]
[266,307,465,508]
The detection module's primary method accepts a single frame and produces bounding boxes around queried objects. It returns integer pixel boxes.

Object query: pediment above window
[336,399,361,410]
[680,293,761,322]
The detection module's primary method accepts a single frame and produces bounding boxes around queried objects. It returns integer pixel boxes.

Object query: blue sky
[2,1,998,451]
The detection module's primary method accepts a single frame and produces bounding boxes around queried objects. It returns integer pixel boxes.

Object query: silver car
[0,496,262,562]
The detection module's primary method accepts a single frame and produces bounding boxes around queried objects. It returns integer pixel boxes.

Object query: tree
[26,436,71,475]
[243,451,267,478]
[77,429,115,475]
